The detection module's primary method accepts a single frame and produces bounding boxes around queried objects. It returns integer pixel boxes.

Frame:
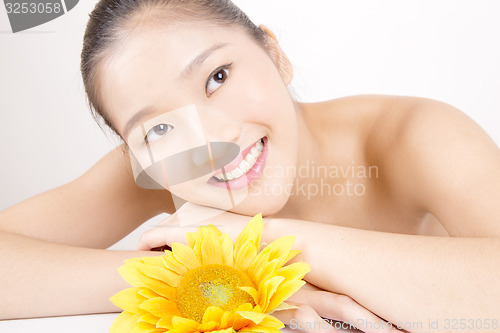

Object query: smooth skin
[1,19,500,333]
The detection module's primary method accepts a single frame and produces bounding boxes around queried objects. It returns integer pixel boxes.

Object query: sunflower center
[176,264,255,322]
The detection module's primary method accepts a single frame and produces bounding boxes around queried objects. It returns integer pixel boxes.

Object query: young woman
[1,1,499,332]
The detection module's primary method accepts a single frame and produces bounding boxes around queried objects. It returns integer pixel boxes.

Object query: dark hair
[80,0,268,140]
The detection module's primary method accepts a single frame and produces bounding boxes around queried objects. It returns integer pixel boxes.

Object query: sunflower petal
[161,251,189,275]
[137,274,176,300]
[139,297,179,318]
[218,328,235,333]
[205,224,222,237]
[131,320,161,333]
[112,313,157,333]
[196,226,210,240]
[191,238,203,263]
[238,286,258,305]
[186,232,198,248]
[255,259,279,286]
[234,214,262,258]
[267,280,306,312]
[219,311,234,329]
[171,316,200,332]
[109,287,146,313]
[141,256,165,267]
[219,233,234,266]
[137,263,182,288]
[264,236,296,268]
[239,314,284,333]
[137,288,161,299]
[109,311,136,333]
[201,229,223,265]
[259,276,285,311]
[118,264,147,287]
[270,301,298,312]
[256,315,285,329]
[234,240,258,272]
[232,315,254,330]
[275,262,311,281]
[247,248,271,280]
[156,315,174,329]
[139,312,159,325]
[201,306,225,323]
[197,321,220,332]
[172,242,200,269]
[235,311,266,325]
[284,250,301,264]
[236,303,254,312]
[166,330,186,333]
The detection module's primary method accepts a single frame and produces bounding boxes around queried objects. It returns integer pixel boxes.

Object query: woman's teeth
[214,139,264,182]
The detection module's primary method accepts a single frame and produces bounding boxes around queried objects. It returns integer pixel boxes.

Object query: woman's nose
[197,106,241,144]
[190,141,240,170]
[150,141,239,186]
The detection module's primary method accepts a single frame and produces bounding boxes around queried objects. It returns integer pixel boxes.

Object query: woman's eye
[144,123,173,144]
[206,66,230,97]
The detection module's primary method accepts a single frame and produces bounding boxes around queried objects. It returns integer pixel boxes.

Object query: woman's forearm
[264,218,500,332]
[0,230,160,320]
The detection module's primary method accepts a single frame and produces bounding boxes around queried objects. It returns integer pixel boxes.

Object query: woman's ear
[259,24,294,86]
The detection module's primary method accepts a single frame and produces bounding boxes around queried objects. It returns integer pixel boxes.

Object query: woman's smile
[208,137,268,190]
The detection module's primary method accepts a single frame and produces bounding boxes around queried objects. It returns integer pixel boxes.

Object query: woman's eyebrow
[180,42,230,78]
[122,107,156,140]
[122,43,230,139]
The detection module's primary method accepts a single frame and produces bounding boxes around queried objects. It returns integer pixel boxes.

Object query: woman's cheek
[229,76,285,123]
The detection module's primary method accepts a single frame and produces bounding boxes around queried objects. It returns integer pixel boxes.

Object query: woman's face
[99,21,299,216]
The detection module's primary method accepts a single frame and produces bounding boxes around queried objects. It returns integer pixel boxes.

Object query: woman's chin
[230,192,290,217]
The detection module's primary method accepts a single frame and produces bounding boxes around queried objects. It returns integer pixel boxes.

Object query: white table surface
[0,313,361,333]
[0,313,118,333]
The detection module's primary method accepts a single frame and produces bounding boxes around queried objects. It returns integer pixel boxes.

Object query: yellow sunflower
[109,213,310,333]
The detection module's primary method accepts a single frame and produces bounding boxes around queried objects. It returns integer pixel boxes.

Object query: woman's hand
[274,282,403,333]
[136,202,254,250]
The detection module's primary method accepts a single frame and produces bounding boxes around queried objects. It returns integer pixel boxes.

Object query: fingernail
[151,245,172,252]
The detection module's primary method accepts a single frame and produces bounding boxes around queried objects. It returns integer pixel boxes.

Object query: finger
[135,215,194,251]
[136,228,168,251]
[273,303,339,333]
[291,291,402,333]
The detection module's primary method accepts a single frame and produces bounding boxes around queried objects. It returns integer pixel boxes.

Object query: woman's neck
[273,101,329,219]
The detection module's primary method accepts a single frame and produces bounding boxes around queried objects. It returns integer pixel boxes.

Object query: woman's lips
[207,137,268,190]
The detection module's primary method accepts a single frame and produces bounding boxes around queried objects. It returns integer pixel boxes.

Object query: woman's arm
[0,230,162,319]
[265,98,500,331]
[264,218,500,332]
[0,145,174,319]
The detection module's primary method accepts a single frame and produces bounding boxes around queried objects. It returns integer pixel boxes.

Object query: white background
[0,1,499,331]
[1,0,499,211]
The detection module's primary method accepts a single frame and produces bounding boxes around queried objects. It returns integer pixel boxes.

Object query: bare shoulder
[300,95,500,236]
[301,94,440,151]
[363,94,499,170]
[301,93,494,154]
[361,95,500,236]
[0,144,174,248]
[301,94,427,131]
